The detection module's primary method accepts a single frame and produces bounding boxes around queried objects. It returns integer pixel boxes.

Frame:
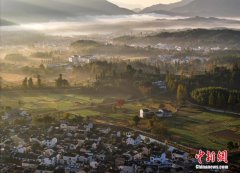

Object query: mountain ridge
[1,0,134,23]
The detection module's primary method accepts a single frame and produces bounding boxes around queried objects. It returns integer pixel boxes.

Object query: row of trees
[22,75,42,88]
[191,87,240,107]
[21,74,70,88]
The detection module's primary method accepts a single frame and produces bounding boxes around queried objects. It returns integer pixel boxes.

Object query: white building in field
[68,55,97,65]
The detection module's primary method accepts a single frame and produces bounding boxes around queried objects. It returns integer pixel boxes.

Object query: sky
[108,0,181,9]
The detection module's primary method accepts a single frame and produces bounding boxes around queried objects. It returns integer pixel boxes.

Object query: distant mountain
[172,0,240,17]
[132,8,142,13]
[113,29,240,48]
[0,18,15,26]
[1,0,134,23]
[141,0,193,13]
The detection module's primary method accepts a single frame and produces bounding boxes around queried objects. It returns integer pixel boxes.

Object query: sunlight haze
[108,0,181,9]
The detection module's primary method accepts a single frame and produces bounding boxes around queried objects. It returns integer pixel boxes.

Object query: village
[0,109,197,173]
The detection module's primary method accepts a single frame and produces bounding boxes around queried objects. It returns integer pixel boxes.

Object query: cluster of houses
[0,118,194,173]
[1,108,29,121]
[68,55,97,66]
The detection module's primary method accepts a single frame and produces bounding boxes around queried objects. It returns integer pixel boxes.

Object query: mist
[1,14,240,37]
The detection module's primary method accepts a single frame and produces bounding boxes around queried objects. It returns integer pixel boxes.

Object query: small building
[2,109,28,120]
[155,109,172,118]
[68,55,96,66]
[139,109,154,119]
[172,149,189,160]
[152,81,167,90]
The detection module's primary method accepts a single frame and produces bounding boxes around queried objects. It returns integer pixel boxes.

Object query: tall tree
[0,76,2,89]
[208,93,215,106]
[22,77,28,88]
[228,93,236,105]
[177,84,187,105]
[28,78,34,88]
[56,74,63,87]
[37,75,42,88]
[133,115,140,126]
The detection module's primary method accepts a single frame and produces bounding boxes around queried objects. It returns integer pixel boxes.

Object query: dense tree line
[189,63,240,90]
[191,87,240,107]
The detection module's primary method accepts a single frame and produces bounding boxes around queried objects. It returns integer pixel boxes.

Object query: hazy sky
[108,0,181,9]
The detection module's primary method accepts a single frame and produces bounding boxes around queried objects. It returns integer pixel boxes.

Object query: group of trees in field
[191,87,240,107]
[55,74,70,88]
[22,75,42,88]
[21,74,70,89]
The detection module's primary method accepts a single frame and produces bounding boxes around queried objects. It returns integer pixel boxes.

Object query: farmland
[1,89,239,150]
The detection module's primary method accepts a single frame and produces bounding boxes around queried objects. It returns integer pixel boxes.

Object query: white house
[172,149,189,160]
[139,109,154,118]
[22,162,38,169]
[152,81,167,90]
[63,155,77,165]
[155,109,172,118]
[90,161,99,169]
[126,138,135,145]
[126,136,142,146]
[15,146,27,154]
[133,153,142,160]
[39,157,56,166]
[42,138,57,148]
[68,55,96,65]
[119,166,134,173]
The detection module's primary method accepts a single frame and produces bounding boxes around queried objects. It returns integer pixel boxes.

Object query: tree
[228,94,236,105]
[28,77,34,88]
[208,93,215,106]
[148,119,154,129]
[116,99,125,108]
[227,141,235,150]
[216,93,226,107]
[234,142,239,149]
[177,84,187,105]
[126,64,136,77]
[39,64,45,70]
[37,75,42,88]
[22,77,28,88]
[133,115,140,126]
[56,74,63,87]
[0,76,2,89]
[62,79,69,87]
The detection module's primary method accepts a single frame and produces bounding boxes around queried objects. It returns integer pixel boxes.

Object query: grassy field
[167,106,240,150]
[1,89,240,150]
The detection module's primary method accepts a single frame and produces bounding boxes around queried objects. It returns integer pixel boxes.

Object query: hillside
[141,0,193,13]
[113,29,240,48]
[0,18,15,26]
[1,0,133,23]
[172,0,240,17]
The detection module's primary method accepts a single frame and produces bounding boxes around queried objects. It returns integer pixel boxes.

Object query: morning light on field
[0,0,240,172]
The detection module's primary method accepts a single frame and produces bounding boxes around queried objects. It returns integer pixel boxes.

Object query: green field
[164,107,240,150]
[1,89,240,150]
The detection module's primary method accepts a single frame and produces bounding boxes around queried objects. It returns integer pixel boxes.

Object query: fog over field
[1,14,240,37]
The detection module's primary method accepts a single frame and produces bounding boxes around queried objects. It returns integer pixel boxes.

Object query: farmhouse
[155,109,172,118]
[139,109,154,118]
[152,81,167,90]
